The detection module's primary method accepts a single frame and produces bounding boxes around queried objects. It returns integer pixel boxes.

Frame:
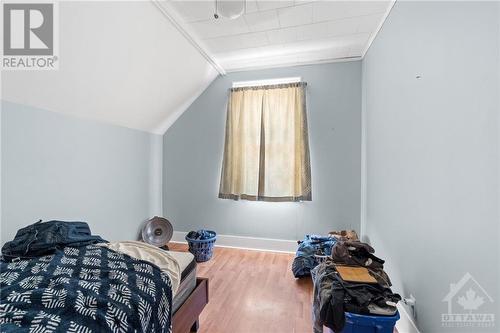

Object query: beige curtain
[219,82,311,202]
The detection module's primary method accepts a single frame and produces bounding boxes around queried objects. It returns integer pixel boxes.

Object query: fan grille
[141,217,173,247]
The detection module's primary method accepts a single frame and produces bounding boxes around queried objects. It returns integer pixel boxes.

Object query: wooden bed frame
[172,278,209,333]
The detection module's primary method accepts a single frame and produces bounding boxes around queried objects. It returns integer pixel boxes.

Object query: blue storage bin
[185,230,217,262]
[340,311,400,333]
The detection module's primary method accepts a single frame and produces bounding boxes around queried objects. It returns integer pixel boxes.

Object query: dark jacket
[332,240,385,268]
[1,220,105,261]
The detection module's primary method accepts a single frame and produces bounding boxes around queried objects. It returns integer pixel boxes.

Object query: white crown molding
[226,56,362,73]
[171,231,297,253]
[362,0,397,58]
[151,0,226,76]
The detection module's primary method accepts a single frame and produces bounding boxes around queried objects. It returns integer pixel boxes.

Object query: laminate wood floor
[168,243,313,333]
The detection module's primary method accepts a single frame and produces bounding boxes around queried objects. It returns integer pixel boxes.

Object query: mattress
[99,242,197,312]
[169,250,197,313]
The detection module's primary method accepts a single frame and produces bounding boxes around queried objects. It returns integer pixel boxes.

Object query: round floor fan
[141,216,173,250]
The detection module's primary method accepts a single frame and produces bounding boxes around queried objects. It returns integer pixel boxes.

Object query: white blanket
[100,241,181,295]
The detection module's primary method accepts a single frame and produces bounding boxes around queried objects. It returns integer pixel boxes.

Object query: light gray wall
[163,62,362,240]
[1,101,162,244]
[363,1,499,332]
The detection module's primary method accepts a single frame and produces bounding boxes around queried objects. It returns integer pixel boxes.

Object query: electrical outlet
[403,294,417,318]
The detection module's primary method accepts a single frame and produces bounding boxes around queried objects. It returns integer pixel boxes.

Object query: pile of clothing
[292,235,336,278]
[311,237,401,333]
[186,229,215,240]
[292,230,359,278]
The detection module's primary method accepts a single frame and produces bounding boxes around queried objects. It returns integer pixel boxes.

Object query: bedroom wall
[0,101,162,244]
[362,1,500,332]
[163,61,362,241]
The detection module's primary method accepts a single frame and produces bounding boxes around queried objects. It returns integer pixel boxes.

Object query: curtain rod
[232,77,301,88]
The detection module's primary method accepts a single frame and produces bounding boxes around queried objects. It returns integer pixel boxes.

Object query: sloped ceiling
[1,1,219,134]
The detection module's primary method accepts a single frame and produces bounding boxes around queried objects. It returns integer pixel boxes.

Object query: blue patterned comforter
[0,244,172,333]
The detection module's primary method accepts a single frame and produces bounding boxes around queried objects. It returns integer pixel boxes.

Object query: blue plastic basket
[340,311,400,333]
[185,230,217,262]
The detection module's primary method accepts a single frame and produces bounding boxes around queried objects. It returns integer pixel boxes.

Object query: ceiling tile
[256,1,294,11]
[312,1,355,22]
[205,31,269,52]
[327,18,360,37]
[313,1,390,22]
[266,27,297,44]
[293,33,370,53]
[348,1,391,17]
[297,18,361,41]
[277,3,313,27]
[294,0,319,4]
[168,0,387,71]
[190,17,249,39]
[296,22,329,41]
[244,10,280,32]
[245,0,259,13]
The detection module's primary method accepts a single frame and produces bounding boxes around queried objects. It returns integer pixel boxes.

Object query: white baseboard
[170,231,297,253]
[396,303,420,333]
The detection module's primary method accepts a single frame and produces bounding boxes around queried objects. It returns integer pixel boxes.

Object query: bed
[169,251,209,333]
[0,241,208,333]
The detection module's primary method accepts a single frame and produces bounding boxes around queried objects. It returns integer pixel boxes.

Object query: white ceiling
[166,0,393,71]
[1,1,218,134]
[1,1,393,134]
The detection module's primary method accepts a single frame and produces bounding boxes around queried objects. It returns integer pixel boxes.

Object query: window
[218,80,312,202]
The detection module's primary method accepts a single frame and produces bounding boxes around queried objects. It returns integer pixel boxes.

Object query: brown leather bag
[328,229,359,241]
